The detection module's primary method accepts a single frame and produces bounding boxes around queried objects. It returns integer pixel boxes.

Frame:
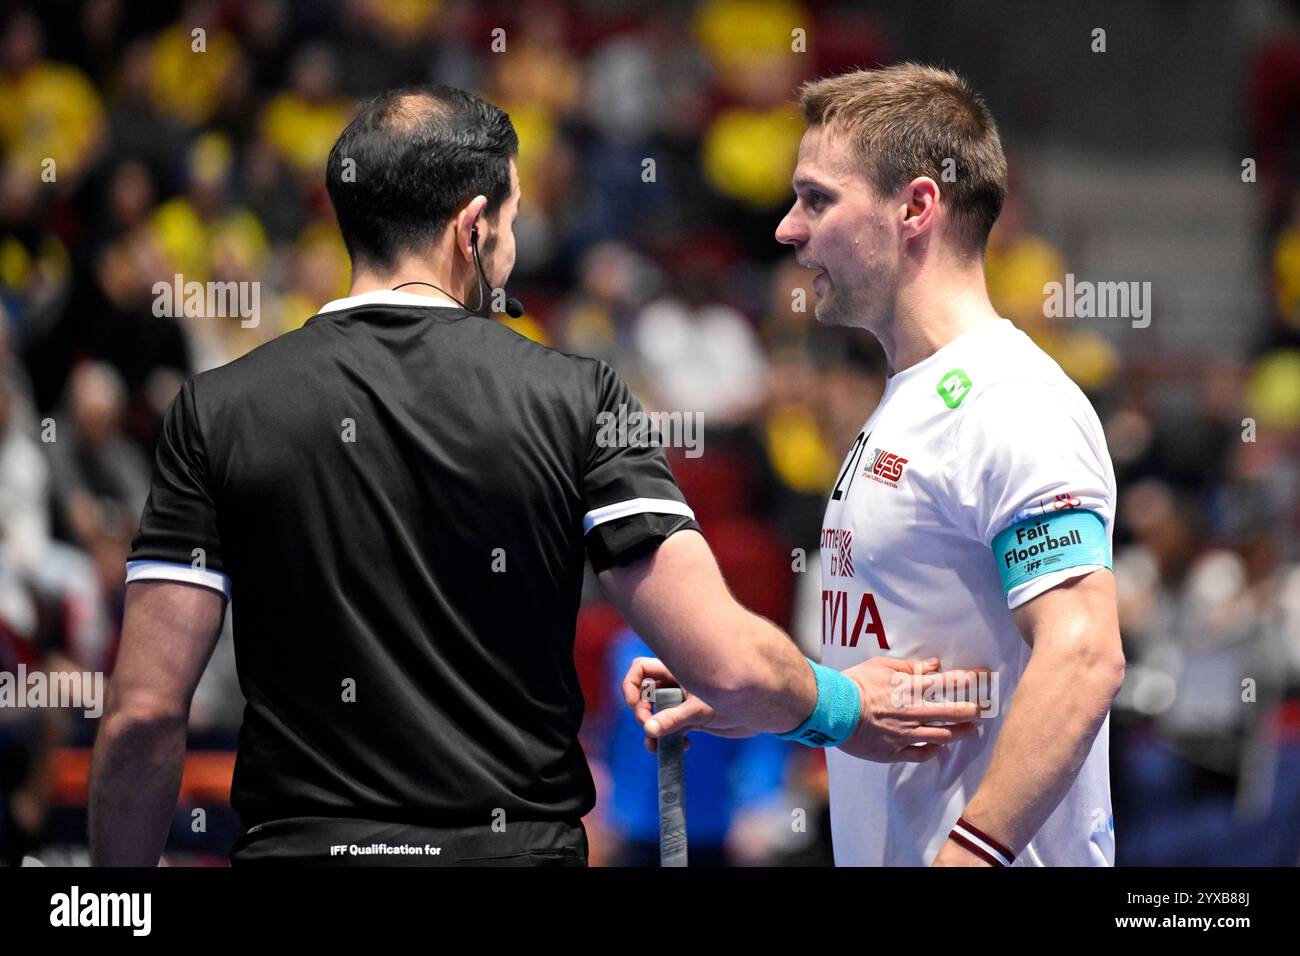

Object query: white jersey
[820,318,1116,866]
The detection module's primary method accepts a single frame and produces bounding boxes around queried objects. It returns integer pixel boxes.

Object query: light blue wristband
[776,659,861,747]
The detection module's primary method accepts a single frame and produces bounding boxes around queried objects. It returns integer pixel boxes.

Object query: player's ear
[900,176,939,241]
[455,195,489,263]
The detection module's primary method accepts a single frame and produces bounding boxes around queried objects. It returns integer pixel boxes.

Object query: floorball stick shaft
[653,686,688,867]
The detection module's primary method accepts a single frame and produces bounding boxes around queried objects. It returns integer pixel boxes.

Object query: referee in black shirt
[89,86,976,866]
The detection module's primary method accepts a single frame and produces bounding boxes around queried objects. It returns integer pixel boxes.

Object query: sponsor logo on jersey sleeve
[1007,491,1085,526]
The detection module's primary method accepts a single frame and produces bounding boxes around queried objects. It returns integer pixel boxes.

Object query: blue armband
[992,509,1110,596]
[776,660,861,747]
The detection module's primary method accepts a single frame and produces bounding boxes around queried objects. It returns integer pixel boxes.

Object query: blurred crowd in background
[1,0,1298,866]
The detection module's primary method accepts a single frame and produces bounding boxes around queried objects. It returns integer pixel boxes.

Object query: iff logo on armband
[991,510,1110,595]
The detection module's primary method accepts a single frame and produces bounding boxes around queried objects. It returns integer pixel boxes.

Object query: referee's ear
[455,194,490,262]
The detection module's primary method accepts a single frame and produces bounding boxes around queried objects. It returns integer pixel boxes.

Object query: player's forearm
[956,637,1123,859]
[89,700,187,866]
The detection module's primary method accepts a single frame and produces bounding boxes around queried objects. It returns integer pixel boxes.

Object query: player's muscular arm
[598,530,817,734]
[932,569,1125,867]
[90,581,225,866]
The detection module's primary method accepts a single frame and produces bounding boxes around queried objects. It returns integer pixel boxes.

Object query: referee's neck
[348,254,468,309]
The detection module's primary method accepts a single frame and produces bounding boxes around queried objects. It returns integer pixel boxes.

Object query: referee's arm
[599,529,818,735]
[89,581,225,866]
[91,380,228,865]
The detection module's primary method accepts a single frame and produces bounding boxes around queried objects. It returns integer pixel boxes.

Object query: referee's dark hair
[325,85,519,270]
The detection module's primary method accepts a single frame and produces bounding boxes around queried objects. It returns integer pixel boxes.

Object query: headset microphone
[472,225,526,318]
[392,224,525,317]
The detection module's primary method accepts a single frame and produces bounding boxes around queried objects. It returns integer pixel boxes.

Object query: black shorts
[229,816,588,867]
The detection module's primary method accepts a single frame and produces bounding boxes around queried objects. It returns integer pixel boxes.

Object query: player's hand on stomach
[836,657,984,763]
[621,657,759,751]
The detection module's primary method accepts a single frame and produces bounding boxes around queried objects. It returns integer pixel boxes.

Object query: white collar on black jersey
[318,289,463,313]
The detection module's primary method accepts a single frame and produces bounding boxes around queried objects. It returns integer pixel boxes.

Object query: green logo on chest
[936,368,973,409]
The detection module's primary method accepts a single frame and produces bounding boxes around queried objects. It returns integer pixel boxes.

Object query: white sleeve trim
[126,560,231,600]
[1006,563,1105,610]
[582,498,695,534]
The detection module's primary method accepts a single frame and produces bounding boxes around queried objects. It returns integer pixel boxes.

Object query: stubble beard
[815,282,871,330]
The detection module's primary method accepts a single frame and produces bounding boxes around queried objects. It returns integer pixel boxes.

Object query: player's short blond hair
[799,63,1008,251]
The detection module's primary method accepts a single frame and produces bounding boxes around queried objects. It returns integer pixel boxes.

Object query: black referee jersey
[126,289,699,863]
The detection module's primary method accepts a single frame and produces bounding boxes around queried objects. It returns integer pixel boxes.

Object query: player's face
[775,125,899,331]
[479,161,521,292]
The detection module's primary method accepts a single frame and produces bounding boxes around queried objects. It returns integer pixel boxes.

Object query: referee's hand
[622,658,756,751]
[836,657,983,763]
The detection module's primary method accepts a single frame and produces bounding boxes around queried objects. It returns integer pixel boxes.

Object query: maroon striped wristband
[948,816,1015,867]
